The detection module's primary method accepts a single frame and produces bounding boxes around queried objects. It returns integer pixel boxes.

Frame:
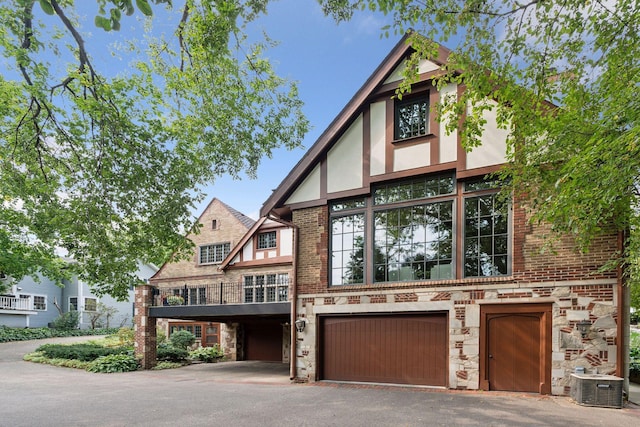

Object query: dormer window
[257,231,277,250]
[394,94,428,140]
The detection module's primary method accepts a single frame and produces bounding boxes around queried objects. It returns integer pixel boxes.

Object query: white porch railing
[0,295,33,311]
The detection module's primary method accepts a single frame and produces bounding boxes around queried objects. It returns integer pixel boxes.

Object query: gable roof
[149,197,254,281]
[259,33,451,217]
[218,215,294,270]
[216,198,256,229]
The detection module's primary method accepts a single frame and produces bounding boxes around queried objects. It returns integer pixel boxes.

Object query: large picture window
[374,201,453,282]
[328,174,509,286]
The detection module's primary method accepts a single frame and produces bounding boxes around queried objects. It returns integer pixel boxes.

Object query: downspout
[289,223,299,381]
[267,213,299,380]
[616,230,629,397]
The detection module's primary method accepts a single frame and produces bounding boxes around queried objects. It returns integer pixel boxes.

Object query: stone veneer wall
[291,205,621,395]
[294,280,618,395]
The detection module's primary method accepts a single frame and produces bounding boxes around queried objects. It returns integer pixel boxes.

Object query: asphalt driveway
[2,336,640,427]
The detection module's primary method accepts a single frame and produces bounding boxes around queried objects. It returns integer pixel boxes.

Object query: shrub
[36,343,129,362]
[189,345,224,363]
[116,327,135,346]
[156,327,167,346]
[87,354,139,373]
[0,326,118,343]
[169,330,196,350]
[51,311,79,330]
[152,361,183,370]
[156,344,189,362]
[166,295,184,305]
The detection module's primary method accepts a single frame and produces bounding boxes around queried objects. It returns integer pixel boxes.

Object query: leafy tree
[0,0,309,299]
[321,0,639,286]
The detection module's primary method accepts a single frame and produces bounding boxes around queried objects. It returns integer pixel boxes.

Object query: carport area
[176,360,291,384]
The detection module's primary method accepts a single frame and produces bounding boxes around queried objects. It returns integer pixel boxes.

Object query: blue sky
[11,0,404,220]
[192,0,400,219]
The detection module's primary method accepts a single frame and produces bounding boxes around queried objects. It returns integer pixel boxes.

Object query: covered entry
[480,304,552,394]
[319,313,448,386]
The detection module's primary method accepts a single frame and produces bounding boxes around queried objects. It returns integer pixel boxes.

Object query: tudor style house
[135,35,626,396]
[257,35,625,395]
[146,198,293,362]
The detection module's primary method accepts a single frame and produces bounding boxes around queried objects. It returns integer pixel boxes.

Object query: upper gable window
[211,219,218,230]
[199,243,230,265]
[257,231,277,250]
[394,95,428,140]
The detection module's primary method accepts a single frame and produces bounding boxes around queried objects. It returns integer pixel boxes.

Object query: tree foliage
[321,0,640,294]
[0,0,309,298]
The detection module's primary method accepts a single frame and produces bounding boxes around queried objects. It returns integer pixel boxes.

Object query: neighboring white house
[0,261,158,329]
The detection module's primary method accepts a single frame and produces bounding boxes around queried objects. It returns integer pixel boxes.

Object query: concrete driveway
[2,336,640,427]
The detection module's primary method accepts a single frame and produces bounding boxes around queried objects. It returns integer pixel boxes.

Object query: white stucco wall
[285,164,321,205]
[327,115,363,193]
[384,59,440,84]
[466,100,509,169]
[393,142,431,172]
[439,83,458,164]
[369,100,386,176]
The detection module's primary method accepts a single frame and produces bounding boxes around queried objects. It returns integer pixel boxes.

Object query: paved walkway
[2,337,640,427]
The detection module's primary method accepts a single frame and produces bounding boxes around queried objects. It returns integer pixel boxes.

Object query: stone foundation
[295,279,618,395]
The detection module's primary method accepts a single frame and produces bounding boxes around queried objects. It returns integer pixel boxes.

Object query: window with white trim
[199,243,230,264]
[33,295,46,311]
[84,297,97,312]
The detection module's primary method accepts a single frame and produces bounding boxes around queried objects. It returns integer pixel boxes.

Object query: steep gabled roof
[219,215,294,270]
[149,197,254,281]
[259,33,451,217]
[216,198,255,229]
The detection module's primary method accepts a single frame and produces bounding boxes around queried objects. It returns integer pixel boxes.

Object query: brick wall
[150,199,252,284]
[513,205,618,282]
[293,206,328,294]
[134,285,157,369]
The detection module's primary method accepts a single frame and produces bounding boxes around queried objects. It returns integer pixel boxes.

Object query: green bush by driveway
[0,326,118,343]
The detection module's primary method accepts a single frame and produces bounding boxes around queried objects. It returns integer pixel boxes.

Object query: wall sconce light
[295,318,306,333]
[576,320,591,338]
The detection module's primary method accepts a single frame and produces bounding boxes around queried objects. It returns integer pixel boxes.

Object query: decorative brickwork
[368,295,387,303]
[347,295,360,304]
[432,292,452,301]
[134,285,157,369]
[394,292,418,302]
[301,297,315,307]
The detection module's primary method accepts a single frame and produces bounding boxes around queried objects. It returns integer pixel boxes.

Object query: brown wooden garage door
[244,322,282,362]
[320,314,447,386]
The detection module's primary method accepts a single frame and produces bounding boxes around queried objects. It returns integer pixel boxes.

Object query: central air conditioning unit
[570,374,624,409]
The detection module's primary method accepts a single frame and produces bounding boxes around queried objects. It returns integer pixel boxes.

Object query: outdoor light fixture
[295,318,306,333]
[576,320,591,338]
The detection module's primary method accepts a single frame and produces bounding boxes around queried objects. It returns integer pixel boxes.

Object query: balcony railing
[0,295,33,311]
[154,280,289,307]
